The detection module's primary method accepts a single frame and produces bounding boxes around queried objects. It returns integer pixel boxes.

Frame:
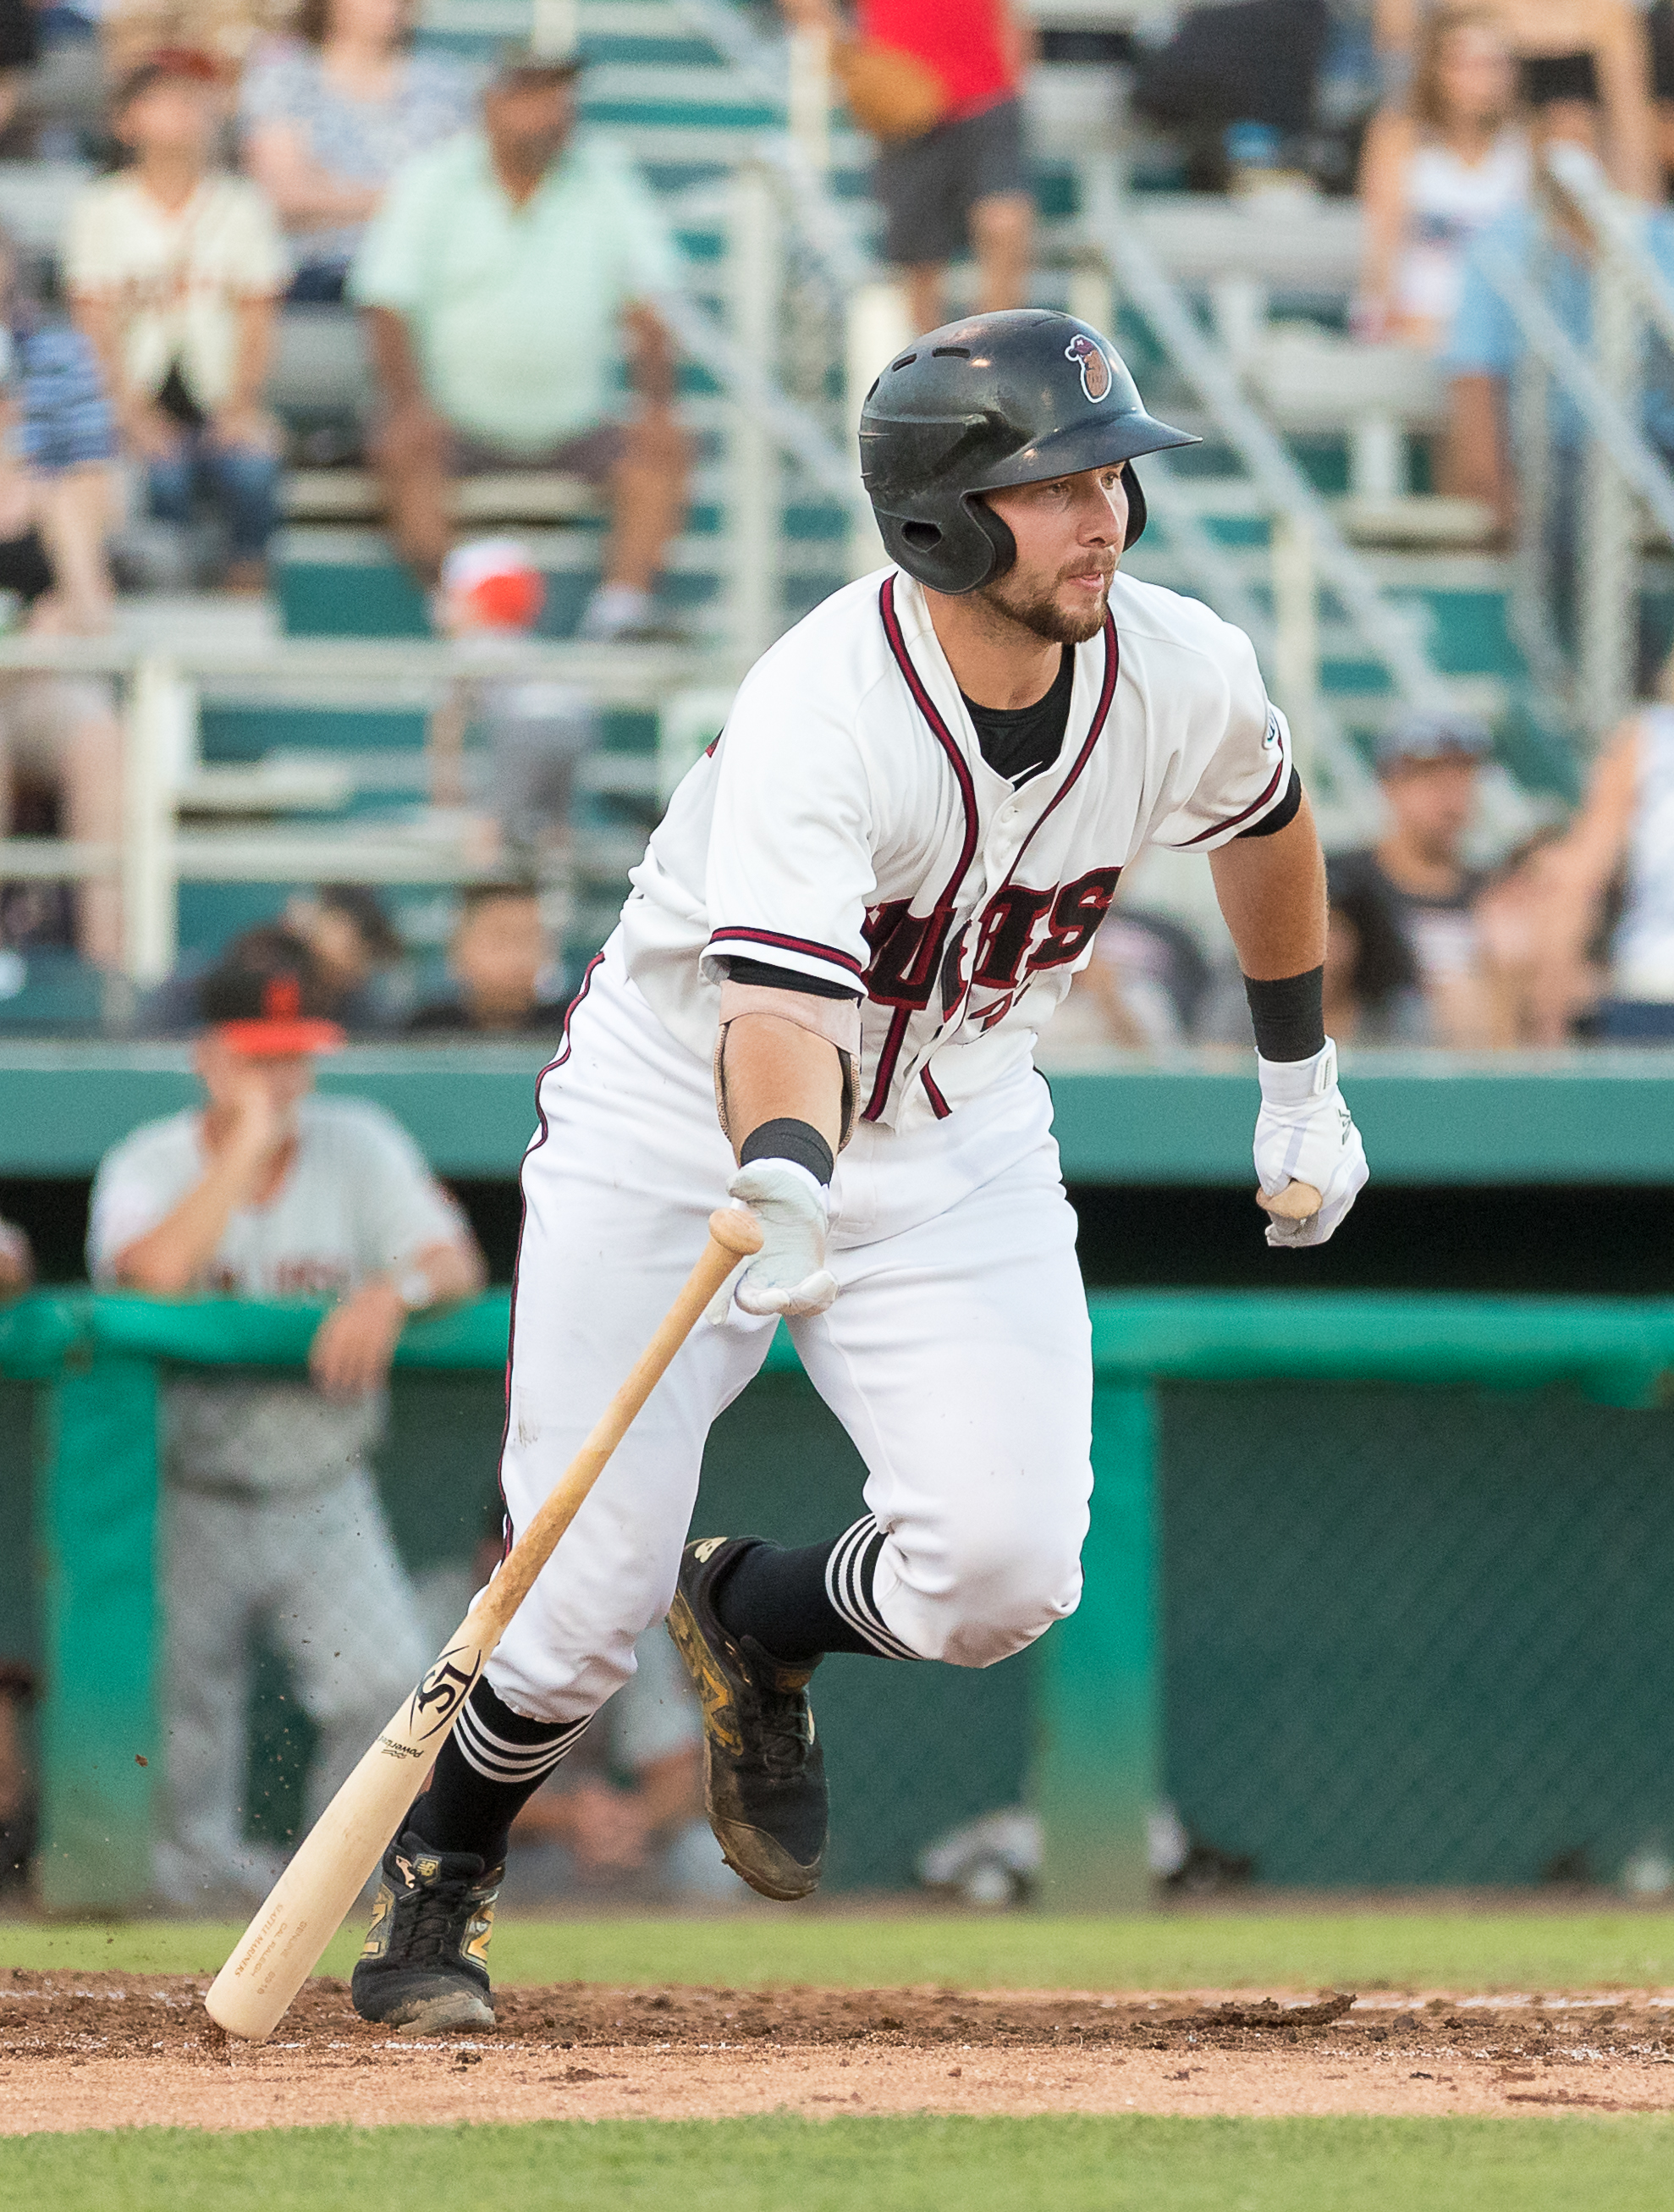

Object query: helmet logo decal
[1066,334,1111,404]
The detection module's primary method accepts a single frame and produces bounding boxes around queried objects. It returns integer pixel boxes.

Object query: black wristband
[1243,965,1325,1062]
[739,1117,835,1186]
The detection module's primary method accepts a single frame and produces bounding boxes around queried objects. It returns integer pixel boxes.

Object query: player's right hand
[1253,1039,1368,1249]
[724,1159,838,1317]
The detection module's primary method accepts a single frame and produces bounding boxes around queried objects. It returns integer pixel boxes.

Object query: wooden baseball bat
[1257,1179,1324,1222]
[205,1206,764,2043]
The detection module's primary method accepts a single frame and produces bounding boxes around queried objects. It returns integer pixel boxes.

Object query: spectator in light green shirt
[350,48,689,641]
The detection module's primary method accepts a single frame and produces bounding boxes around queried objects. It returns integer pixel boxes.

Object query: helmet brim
[968,408,1199,494]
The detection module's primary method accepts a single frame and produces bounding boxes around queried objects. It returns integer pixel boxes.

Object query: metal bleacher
[0,0,1606,1023]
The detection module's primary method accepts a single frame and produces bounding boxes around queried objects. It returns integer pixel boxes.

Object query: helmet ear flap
[876,495,1016,594]
[1123,463,1148,549]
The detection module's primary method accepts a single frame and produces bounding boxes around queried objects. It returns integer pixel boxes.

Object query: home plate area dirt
[5,1974,1674,2131]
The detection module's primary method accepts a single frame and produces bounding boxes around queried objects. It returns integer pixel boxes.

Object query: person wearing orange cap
[87,924,485,1910]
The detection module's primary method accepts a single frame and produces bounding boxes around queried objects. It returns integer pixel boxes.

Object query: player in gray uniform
[89,929,485,1907]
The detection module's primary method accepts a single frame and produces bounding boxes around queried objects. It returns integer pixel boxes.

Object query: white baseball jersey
[622,566,1291,1131]
[88,1096,465,1494]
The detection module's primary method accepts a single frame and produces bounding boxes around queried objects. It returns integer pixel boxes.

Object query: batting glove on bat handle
[723,1158,839,1317]
[1253,1038,1369,1249]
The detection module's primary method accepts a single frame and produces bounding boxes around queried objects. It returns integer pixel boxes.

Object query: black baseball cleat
[667,1535,828,1900]
[350,1830,501,2033]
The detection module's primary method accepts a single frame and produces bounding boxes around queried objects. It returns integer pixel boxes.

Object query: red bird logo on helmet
[1065,333,1111,404]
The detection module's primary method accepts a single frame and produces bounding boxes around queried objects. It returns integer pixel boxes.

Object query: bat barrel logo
[407,1647,482,1739]
[1066,334,1112,404]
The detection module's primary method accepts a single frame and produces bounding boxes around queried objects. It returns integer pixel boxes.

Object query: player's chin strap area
[713,982,862,1151]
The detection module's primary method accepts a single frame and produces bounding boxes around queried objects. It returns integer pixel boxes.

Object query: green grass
[3,2116,1671,2212]
[8,1911,1674,1991]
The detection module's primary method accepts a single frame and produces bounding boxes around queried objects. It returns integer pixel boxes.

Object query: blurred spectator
[141,885,405,1034]
[1051,907,1210,1051]
[102,0,285,84]
[779,0,1031,334]
[1324,709,1501,1045]
[1376,0,1656,196]
[87,926,484,1906]
[240,0,479,304]
[1132,0,1332,192]
[66,50,287,592]
[0,0,38,145]
[1440,95,1674,548]
[1471,824,1568,1042]
[431,537,600,853]
[0,1214,30,1297]
[350,47,688,642]
[502,1625,740,1904]
[284,883,406,1023]
[1529,656,1674,1041]
[1357,8,1526,350]
[0,1661,35,1890]
[1653,0,1674,195]
[0,673,124,968]
[0,223,120,635]
[405,883,568,1039]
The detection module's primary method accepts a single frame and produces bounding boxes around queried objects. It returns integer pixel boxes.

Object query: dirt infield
[4,1972,1674,2131]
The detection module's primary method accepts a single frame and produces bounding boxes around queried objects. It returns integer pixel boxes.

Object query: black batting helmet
[858,310,1198,595]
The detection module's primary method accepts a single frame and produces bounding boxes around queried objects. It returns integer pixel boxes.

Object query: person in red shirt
[782,0,1033,331]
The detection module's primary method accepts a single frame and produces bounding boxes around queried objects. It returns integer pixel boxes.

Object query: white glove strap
[1257,1037,1338,1109]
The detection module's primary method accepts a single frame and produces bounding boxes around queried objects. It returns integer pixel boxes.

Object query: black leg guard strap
[405,1675,589,1868]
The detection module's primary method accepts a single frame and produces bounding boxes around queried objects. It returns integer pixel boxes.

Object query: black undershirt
[961,644,1075,787]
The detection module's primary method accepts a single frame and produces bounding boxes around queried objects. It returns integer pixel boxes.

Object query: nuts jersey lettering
[620,566,1291,1131]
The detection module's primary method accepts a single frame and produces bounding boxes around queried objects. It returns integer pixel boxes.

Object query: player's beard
[976,557,1115,646]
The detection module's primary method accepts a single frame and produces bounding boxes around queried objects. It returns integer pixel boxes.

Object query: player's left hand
[309,1279,406,1399]
[1253,1038,1368,1249]
[724,1159,838,1317]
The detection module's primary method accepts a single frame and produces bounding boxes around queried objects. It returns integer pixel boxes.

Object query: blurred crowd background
[8,0,1674,1915]
[0,0,1672,1051]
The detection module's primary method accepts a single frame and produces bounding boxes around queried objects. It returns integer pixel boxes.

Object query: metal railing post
[786,24,831,175]
[1270,511,1320,781]
[845,280,909,578]
[1581,248,1640,737]
[727,163,784,659]
[121,654,189,984]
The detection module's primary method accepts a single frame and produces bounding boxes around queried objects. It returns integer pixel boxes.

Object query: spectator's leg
[603,408,691,597]
[970,191,1033,315]
[9,676,122,969]
[371,405,453,585]
[156,1487,263,1906]
[31,463,117,634]
[144,435,195,532]
[902,263,947,339]
[202,440,281,592]
[271,1468,428,1829]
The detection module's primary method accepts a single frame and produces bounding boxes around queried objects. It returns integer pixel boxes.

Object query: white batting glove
[724,1159,838,1317]
[1253,1039,1368,1249]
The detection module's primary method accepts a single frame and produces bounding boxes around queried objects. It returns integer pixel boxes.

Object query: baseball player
[351,311,1368,2032]
[88,927,485,1908]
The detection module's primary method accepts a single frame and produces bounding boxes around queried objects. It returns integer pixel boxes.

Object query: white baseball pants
[487,935,1093,1726]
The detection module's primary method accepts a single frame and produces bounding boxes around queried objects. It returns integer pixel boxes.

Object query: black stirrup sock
[713,1518,918,1663]
[404,1675,589,1868]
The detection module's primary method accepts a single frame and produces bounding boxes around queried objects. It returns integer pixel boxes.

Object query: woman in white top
[1358,7,1527,350]
[1530,650,1674,1042]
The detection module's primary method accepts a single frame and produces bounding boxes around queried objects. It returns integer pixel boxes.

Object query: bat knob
[708,1206,766,1258]
[1257,1179,1323,1222]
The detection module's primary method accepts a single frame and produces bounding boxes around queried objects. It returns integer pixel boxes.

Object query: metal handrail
[1474,240,1674,542]
[1545,143,1674,356]
[1082,159,1452,713]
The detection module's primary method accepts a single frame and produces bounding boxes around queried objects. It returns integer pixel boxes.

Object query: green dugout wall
[7,1289,1674,1913]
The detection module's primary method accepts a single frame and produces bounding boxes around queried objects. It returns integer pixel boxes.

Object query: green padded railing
[7,1287,1674,1913]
